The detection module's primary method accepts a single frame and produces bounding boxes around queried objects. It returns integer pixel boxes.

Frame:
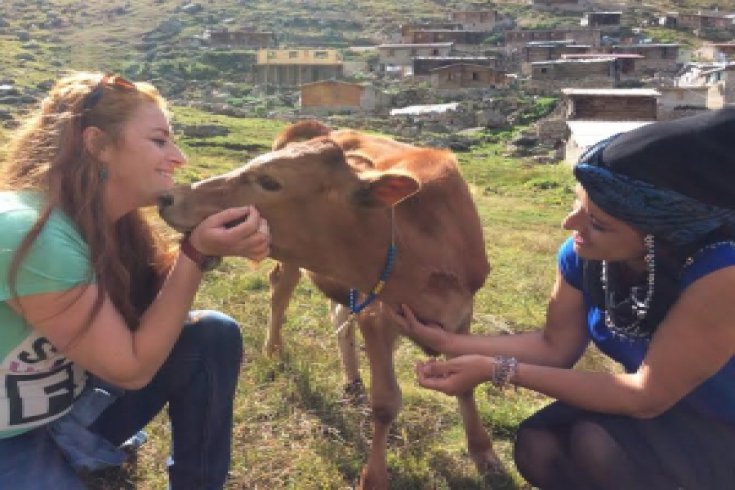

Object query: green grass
[0,107,596,488]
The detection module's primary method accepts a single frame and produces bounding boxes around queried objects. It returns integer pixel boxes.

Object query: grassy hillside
[0,0,726,488]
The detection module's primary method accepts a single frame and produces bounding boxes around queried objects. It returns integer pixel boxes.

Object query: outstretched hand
[415,355,494,396]
[390,304,453,354]
[189,206,270,262]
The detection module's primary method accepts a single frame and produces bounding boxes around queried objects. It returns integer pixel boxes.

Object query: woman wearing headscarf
[393,108,735,489]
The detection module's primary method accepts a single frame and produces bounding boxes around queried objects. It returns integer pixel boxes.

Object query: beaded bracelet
[490,356,518,389]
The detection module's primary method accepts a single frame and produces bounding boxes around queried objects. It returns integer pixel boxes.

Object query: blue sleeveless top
[558,236,735,424]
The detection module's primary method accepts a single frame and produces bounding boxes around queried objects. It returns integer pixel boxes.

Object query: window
[472,72,479,80]
[289,51,299,59]
[314,51,329,59]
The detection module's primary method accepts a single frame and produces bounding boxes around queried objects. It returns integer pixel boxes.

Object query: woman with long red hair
[0,71,269,489]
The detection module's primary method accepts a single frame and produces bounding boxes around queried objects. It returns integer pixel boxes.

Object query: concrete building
[254,49,343,87]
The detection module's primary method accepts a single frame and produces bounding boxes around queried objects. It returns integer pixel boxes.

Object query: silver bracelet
[490,356,518,389]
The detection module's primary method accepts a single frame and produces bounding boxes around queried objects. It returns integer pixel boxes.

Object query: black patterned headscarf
[574,108,735,245]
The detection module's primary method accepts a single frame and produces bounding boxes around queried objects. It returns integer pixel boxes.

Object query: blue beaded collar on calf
[348,243,397,314]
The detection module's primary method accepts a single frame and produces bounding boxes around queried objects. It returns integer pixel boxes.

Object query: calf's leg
[357,308,401,490]
[265,262,301,357]
[330,301,364,398]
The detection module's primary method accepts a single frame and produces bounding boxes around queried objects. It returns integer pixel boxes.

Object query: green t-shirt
[0,191,92,438]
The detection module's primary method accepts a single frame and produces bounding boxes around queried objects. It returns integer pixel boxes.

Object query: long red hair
[0,72,175,330]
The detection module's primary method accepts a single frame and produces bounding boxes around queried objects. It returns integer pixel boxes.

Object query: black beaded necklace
[600,234,656,340]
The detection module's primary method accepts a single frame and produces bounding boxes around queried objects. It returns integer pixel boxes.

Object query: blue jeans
[0,310,243,490]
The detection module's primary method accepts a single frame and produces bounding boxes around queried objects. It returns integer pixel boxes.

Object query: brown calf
[158,121,499,489]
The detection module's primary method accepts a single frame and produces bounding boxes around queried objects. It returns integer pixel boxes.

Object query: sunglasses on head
[82,73,137,114]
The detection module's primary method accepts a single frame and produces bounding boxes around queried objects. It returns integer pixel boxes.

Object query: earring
[99,167,108,182]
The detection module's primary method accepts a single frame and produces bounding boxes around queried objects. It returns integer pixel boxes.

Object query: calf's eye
[258,175,282,191]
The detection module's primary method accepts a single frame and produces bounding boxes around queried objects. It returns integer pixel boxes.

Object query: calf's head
[158,137,420,267]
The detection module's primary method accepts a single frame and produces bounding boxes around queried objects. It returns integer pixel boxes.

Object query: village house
[529,0,583,12]
[521,41,591,65]
[678,11,733,35]
[449,10,499,31]
[253,49,343,87]
[430,63,508,89]
[207,29,275,48]
[527,59,615,92]
[658,12,679,27]
[413,56,497,77]
[562,87,660,120]
[407,30,487,46]
[696,43,735,62]
[580,11,622,33]
[561,53,642,79]
[699,64,735,109]
[376,42,453,75]
[400,23,461,43]
[505,29,601,56]
[610,43,680,74]
[299,80,389,113]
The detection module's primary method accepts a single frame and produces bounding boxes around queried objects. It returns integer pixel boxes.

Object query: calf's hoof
[358,466,388,490]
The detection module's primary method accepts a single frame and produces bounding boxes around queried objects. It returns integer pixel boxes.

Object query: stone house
[253,49,343,87]
[580,12,622,33]
[207,30,275,48]
[413,56,497,77]
[448,10,499,31]
[696,43,735,61]
[527,59,615,92]
[505,29,601,56]
[561,53,642,79]
[679,11,733,32]
[562,88,661,120]
[376,43,453,75]
[400,23,461,43]
[430,64,508,89]
[407,30,487,46]
[610,44,680,74]
[299,80,388,113]
[521,41,591,65]
[529,0,583,12]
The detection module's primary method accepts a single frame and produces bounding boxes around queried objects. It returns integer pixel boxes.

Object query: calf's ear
[353,171,420,207]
